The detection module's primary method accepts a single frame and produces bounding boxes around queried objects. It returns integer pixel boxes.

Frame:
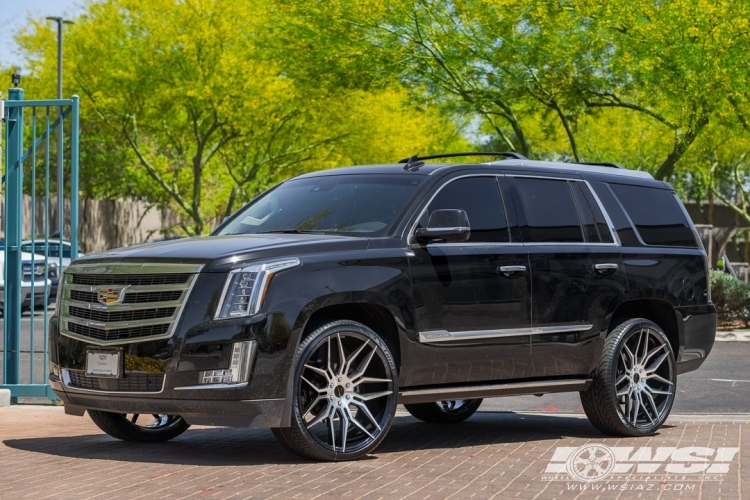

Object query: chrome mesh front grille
[67,321,170,342]
[59,263,202,345]
[68,305,176,323]
[71,273,192,286]
[65,369,165,392]
[69,289,184,304]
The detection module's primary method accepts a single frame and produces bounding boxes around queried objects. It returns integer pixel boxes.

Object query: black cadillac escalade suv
[49,152,716,461]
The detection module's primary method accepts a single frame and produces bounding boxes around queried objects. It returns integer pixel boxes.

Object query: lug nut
[346,383,350,388]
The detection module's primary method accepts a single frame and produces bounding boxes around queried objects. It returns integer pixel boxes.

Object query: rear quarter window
[609,183,697,247]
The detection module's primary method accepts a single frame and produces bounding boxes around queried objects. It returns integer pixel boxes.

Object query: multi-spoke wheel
[88,410,189,443]
[404,399,482,423]
[581,318,676,436]
[272,320,398,461]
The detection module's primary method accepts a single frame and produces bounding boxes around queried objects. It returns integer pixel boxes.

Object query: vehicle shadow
[2,412,655,466]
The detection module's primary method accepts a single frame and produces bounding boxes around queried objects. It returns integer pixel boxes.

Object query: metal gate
[1,86,79,402]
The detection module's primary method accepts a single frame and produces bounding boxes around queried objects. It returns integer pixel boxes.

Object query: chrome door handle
[498,265,526,277]
[594,263,618,274]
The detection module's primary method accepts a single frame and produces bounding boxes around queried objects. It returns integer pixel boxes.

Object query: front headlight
[48,263,58,279]
[215,257,300,319]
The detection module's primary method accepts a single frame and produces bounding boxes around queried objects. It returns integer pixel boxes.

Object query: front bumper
[49,305,300,428]
[55,390,285,427]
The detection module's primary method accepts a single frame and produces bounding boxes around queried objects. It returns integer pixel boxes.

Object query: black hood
[74,234,371,272]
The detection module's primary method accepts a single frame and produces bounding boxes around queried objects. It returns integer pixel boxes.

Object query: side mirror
[414,209,471,243]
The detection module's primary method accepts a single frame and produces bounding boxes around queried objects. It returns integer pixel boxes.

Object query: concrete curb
[0,389,10,407]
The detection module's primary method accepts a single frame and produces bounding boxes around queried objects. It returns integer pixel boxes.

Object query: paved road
[2,310,748,413]
[0,407,746,499]
[480,341,750,415]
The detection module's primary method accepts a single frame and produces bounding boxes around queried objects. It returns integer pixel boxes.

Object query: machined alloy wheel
[404,398,482,423]
[581,318,676,437]
[88,410,189,443]
[272,320,398,461]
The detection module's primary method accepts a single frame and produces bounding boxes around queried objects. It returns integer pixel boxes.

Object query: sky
[0,0,82,69]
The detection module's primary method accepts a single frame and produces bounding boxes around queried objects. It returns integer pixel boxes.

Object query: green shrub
[710,270,750,326]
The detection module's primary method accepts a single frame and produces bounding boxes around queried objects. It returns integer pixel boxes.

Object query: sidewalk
[717,329,750,342]
[0,406,746,499]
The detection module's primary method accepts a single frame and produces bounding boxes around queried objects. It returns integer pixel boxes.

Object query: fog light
[199,341,255,385]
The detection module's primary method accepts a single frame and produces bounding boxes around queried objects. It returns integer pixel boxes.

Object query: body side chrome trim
[418,323,593,343]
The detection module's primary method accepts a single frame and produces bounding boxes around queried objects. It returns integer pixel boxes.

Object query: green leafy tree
[16,0,466,234]
[274,0,750,180]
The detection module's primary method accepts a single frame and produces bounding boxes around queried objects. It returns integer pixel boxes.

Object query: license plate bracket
[85,348,123,378]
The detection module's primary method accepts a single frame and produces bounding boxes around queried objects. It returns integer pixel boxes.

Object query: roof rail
[399,151,527,171]
[575,161,625,170]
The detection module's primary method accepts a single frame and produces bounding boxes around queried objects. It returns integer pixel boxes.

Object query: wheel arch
[279,294,408,427]
[607,299,684,360]
[299,302,402,371]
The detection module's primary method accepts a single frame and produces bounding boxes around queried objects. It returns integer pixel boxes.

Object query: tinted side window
[609,183,697,247]
[513,178,583,243]
[571,182,600,242]
[426,177,509,243]
[578,182,614,243]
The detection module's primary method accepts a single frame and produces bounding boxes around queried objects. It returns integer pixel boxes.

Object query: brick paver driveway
[0,407,746,499]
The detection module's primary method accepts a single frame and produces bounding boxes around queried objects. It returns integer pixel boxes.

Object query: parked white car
[0,244,53,314]
[21,239,82,272]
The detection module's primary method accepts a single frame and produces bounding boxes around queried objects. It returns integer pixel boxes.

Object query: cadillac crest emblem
[98,285,129,305]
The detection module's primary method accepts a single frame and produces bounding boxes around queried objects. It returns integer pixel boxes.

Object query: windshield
[218,175,423,237]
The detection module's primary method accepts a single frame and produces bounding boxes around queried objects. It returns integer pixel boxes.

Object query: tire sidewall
[290,320,399,461]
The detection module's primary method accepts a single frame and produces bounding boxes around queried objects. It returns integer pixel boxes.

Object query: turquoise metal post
[43,108,51,383]
[70,95,79,259]
[30,109,37,383]
[4,87,24,400]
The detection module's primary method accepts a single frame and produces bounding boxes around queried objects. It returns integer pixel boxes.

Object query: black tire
[272,320,399,461]
[580,318,676,437]
[88,411,189,443]
[404,399,483,423]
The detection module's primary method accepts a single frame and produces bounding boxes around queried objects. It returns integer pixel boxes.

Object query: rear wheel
[404,399,482,423]
[581,318,676,437]
[272,320,398,461]
[88,411,189,443]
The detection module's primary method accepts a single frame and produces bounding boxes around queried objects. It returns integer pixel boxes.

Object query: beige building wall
[1,195,180,253]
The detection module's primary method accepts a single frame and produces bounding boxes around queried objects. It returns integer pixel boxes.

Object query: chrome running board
[398,378,592,405]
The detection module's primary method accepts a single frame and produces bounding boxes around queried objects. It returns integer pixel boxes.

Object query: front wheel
[581,318,676,437]
[88,411,189,443]
[404,399,482,423]
[272,320,399,461]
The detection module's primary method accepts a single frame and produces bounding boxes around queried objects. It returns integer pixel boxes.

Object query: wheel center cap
[334,385,345,398]
[633,373,640,383]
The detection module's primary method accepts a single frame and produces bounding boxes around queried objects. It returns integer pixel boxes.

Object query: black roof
[294,159,656,181]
